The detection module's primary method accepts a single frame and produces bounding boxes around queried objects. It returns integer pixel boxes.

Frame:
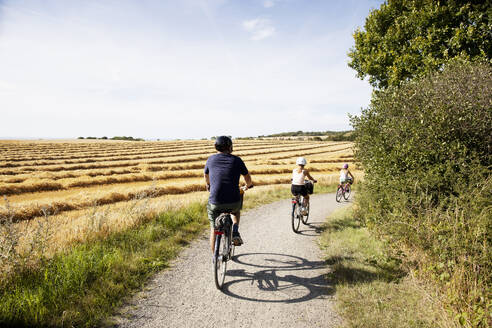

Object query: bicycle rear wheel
[214,234,228,289]
[343,184,351,200]
[291,202,301,233]
[336,186,343,202]
[301,202,309,224]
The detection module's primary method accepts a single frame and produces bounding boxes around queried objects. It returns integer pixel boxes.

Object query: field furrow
[0,140,357,232]
[0,143,344,175]
[0,141,306,166]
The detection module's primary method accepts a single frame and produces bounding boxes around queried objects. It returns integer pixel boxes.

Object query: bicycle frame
[338,182,349,191]
[291,195,304,205]
[214,214,233,261]
[336,180,352,202]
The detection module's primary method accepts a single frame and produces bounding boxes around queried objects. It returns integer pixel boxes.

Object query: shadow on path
[296,221,326,236]
[221,253,334,303]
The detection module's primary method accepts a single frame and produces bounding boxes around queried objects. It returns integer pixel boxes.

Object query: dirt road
[114,193,348,327]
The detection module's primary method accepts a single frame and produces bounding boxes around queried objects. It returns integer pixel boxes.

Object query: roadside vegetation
[351,60,490,328]
[350,60,490,327]
[320,206,456,328]
[348,1,490,326]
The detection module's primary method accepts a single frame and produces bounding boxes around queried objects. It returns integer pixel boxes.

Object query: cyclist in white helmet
[291,157,317,208]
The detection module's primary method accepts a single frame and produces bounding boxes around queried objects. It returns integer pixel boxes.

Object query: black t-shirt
[204,153,248,204]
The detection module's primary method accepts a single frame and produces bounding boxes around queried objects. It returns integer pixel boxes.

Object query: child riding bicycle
[340,163,354,187]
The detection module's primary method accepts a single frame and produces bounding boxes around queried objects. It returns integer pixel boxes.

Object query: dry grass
[0,140,305,164]
[8,183,294,265]
[0,172,350,222]
[0,142,335,174]
[1,139,359,254]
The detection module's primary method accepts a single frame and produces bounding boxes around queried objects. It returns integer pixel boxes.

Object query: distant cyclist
[204,136,253,253]
[340,163,354,185]
[291,157,317,208]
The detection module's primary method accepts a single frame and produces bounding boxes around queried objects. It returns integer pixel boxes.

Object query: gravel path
[114,193,349,328]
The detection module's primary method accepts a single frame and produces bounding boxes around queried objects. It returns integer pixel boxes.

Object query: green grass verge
[319,206,453,328]
[0,183,336,327]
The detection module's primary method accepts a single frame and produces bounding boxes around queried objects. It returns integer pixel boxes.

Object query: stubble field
[0,139,359,265]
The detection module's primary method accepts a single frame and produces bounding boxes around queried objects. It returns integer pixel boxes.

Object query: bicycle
[291,180,315,233]
[213,212,234,289]
[336,178,353,202]
[213,186,251,290]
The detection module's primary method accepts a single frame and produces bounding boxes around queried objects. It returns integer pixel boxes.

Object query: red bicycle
[336,178,353,202]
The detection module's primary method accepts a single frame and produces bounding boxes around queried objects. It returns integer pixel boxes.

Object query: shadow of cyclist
[220,252,335,303]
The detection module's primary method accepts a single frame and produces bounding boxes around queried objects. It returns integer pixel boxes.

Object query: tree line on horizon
[77,136,144,141]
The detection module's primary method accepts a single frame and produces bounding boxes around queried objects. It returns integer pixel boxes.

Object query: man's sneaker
[232,232,243,246]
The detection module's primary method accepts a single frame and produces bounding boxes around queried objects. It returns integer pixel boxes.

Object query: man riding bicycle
[204,136,253,253]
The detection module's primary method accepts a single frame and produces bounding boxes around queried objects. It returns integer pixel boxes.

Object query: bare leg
[231,212,241,226]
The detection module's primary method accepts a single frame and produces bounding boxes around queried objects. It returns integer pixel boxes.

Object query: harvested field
[0,139,359,261]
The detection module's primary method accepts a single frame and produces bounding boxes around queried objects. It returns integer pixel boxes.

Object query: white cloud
[263,0,275,8]
[0,0,374,139]
[242,18,275,41]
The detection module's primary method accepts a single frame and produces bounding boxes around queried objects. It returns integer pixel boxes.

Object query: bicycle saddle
[215,213,232,231]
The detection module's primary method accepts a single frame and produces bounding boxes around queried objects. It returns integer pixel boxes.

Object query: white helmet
[296,157,307,165]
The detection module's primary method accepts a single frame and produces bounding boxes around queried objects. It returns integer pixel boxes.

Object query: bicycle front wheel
[343,185,351,200]
[336,186,343,202]
[214,234,228,290]
[291,203,301,233]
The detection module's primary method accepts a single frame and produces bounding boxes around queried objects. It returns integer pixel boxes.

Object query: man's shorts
[291,184,308,197]
[207,199,243,229]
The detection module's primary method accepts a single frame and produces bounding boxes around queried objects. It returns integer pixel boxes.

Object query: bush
[110,136,144,141]
[351,61,491,327]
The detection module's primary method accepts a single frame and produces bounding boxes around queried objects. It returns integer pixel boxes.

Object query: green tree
[350,61,491,327]
[348,0,491,89]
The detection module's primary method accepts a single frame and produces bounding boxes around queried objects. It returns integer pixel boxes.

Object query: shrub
[110,136,144,141]
[351,61,491,327]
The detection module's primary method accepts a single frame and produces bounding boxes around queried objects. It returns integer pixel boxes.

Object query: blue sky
[0,0,382,139]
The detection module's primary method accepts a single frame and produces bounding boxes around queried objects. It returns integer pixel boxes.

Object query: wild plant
[0,196,21,280]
